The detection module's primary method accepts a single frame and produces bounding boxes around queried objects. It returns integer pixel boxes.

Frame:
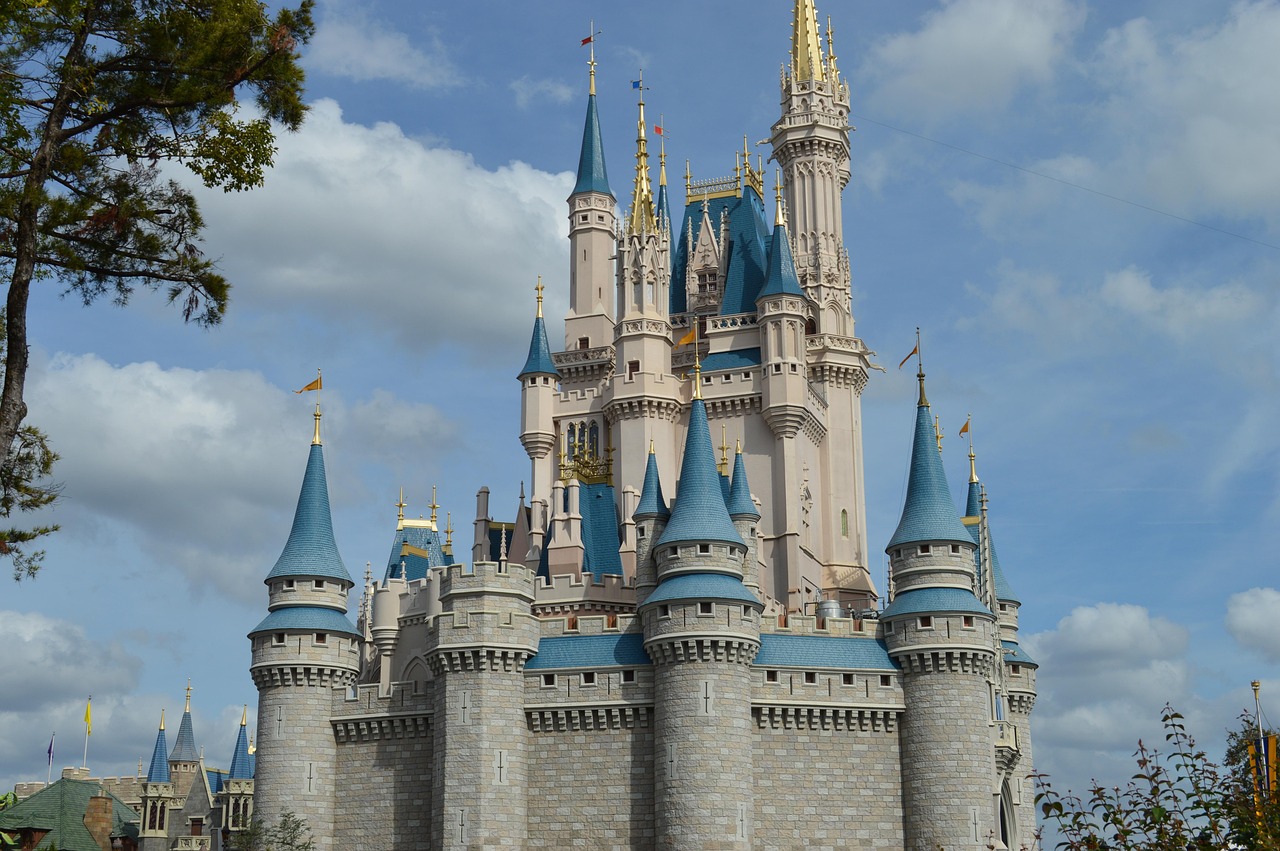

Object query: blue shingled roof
[880,586,991,619]
[727,450,759,519]
[228,722,252,780]
[754,634,897,670]
[634,450,669,519]
[385,523,449,581]
[670,186,770,316]
[517,315,559,379]
[654,399,746,550]
[169,709,197,763]
[1003,639,1038,667]
[526,632,650,669]
[962,482,1022,606]
[700,347,762,372]
[656,182,670,230]
[887,401,975,549]
[642,573,760,606]
[573,93,612,197]
[146,723,169,782]
[580,481,623,578]
[266,444,352,584]
[965,478,981,519]
[207,770,224,796]
[758,220,805,299]
[249,606,360,637]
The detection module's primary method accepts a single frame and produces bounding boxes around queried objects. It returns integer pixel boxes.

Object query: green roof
[0,778,139,851]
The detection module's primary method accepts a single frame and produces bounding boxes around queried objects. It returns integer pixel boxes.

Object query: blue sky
[4,0,1280,818]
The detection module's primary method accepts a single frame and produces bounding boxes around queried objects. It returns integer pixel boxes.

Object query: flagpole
[47,732,54,787]
[82,695,91,769]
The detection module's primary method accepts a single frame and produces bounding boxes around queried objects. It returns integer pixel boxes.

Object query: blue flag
[631,80,641,89]
[47,733,54,766]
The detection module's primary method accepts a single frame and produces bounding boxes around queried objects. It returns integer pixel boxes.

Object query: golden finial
[657,115,668,188]
[160,709,166,731]
[718,424,730,474]
[240,705,247,726]
[826,15,839,78]
[585,20,598,96]
[247,735,255,755]
[444,512,454,551]
[965,415,977,483]
[535,276,544,318]
[684,159,692,194]
[736,438,743,454]
[312,402,322,446]
[913,327,928,407]
[774,170,787,227]
[395,487,406,522]
[184,680,192,712]
[934,414,943,454]
[692,335,703,400]
[429,485,439,526]
[649,438,655,454]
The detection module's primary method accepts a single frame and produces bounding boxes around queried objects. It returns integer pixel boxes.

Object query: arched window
[565,423,577,458]
[588,421,600,457]
[841,509,849,538]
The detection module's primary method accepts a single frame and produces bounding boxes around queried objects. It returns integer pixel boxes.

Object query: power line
[851,113,1280,253]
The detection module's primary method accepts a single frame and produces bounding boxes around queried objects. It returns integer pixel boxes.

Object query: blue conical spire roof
[656,181,670,231]
[146,715,170,782]
[634,449,669,519]
[228,711,252,780]
[169,707,197,763]
[654,400,746,549]
[887,385,974,549]
[517,314,559,379]
[962,473,1021,605]
[758,220,805,299]
[573,93,612,197]
[266,442,352,584]
[727,448,759,519]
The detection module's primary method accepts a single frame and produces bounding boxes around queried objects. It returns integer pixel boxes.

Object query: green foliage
[1036,706,1280,850]
[0,0,314,576]
[231,811,314,851]
[1224,715,1280,848]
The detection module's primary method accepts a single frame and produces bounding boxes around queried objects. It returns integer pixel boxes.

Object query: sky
[4,0,1280,826]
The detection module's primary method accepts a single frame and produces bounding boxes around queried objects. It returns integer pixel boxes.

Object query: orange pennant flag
[959,416,971,437]
[295,376,322,394]
[676,326,697,347]
[897,343,918,370]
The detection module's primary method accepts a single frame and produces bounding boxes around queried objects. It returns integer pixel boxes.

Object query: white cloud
[862,0,1085,122]
[307,5,456,89]
[27,352,455,602]
[1100,266,1265,340]
[511,76,573,110]
[0,612,142,713]
[1225,587,1280,662]
[193,99,571,359]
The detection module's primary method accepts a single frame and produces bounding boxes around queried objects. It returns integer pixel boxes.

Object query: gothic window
[841,509,849,538]
[565,423,577,458]
[588,422,600,457]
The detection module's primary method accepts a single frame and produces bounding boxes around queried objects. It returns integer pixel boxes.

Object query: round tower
[641,395,761,849]
[881,372,999,851]
[248,407,359,851]
[518,280,560,505]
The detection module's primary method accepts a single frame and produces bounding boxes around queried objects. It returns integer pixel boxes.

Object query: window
[803,672,817,685]
[579,214,587,223]
[765,670,779,684]
[1010,665,1021,676]
[637,526,645,538]
[951,544,960,554]
[659,604,671,618]
[841,509,849,537]
[742,372,751,380]
[962,616,974,628]
[627,359,640,378]
[999,603,1008,612]
[315,633,327,644]
[284,579,295,589]
[698,601,713,616]
[314,580,324,589]
[918,616,933,629]
[842,673,855,686]
[578,337,590,350]
[580,672,596,686]
[919,544,931,554]
[698,543,711,554]
[892,548,901,559]
[773,363,783,374]
[273,633,285,645]
[621,669,636,683]
[880,674,892,687]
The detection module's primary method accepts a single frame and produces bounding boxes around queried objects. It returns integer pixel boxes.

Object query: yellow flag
[676,326,697,347]
[295,376,322,394]
[84,697,92,736]
[958,416,971,437]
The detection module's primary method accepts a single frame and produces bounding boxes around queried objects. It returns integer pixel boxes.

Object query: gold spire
[658,115,667,187]
[969,443,978,483]
[934,414,943,454]
[718,424,730,475]
[627,72,657,234]
[535,276,544,318]
[429,485,439,527]
[586,20,597,96]
[913,327,928,407]
[184,680,192,713]
[312,402,322,446]
[649,438,655,454]
[444,512,453,551]
[395,487,406,522]
[774,170,787,227]
[826,15,839,79]
[692,346,703,400]
[684,159,692,194]
[247,735,255,755]
[160,709,165,731]
[792,0,826,82]
[240,705,247,726]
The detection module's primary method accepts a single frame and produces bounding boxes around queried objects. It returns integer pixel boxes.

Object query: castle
[146,2,1041,848]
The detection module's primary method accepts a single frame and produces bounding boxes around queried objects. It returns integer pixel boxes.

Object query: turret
[565,52,617,352]
[167,683,199,783]
[221,708,254,836]
[881,369,998,851]
[607,73,680,494]
[138,712,174,851]
[727,443,762,597]
[640,390,760,849]
[248,406,359,851]
[632,444,669,606]
[518,280,559,505]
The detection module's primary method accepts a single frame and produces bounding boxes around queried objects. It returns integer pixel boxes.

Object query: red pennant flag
[654,125,663,136]
[581,35,593,45]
